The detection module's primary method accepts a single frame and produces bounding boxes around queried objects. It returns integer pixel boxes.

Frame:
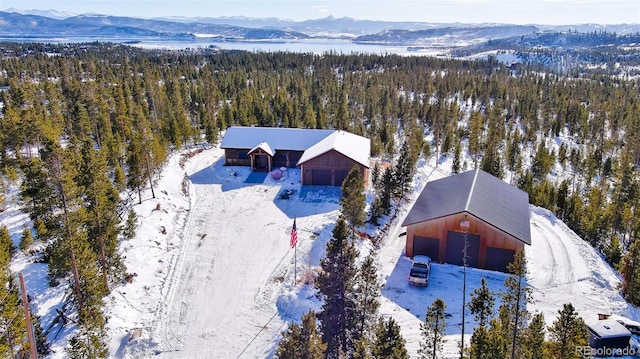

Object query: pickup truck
[408,255,432,287]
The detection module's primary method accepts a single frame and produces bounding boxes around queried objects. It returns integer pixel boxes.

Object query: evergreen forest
[0,42,639,357]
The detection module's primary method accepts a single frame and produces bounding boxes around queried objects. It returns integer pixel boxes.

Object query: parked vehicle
[408,255,432,287]
[606,314,640,336]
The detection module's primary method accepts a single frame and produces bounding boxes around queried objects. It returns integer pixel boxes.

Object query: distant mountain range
[1,9,639,46]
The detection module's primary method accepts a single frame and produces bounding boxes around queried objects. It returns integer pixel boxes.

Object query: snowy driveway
[140,149,341,358]
[152,157,293,357]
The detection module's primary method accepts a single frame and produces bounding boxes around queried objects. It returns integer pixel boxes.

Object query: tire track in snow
[530,221,557,286]
[148,177,210,353]
[150,177,296,358]
[530,210,578,302]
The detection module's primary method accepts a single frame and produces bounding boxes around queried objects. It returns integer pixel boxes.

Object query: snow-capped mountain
[2,10,639,43]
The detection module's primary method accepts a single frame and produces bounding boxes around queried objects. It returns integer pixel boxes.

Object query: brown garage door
[445,231,480,267]
[485,247,515,272]
[413,236,440,261]
[334,169,350,187]
[312,169,332,186]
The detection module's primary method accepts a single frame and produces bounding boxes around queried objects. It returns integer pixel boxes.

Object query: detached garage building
[220,126,370,187]
[402,169,531,272]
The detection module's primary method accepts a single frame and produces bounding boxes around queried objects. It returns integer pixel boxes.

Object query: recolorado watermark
[576,345,637,357]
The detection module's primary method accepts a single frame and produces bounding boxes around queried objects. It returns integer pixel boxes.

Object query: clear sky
[1,0,638,25]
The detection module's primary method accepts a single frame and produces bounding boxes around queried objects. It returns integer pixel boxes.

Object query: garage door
[413,236,440,261]
[485,247,515,272]
[334,169,350,187]
[445,231,480,267]
[312,169,332,186]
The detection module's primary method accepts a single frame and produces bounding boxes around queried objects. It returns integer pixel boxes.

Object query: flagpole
[291,216,298,287]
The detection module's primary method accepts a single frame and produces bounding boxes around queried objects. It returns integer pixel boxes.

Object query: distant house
[220,126,370,187]
[401,169,531,272]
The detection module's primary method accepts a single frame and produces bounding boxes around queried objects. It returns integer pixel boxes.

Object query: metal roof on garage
[402,169,531,245]
[297,130,370,168]
[220,126,334,151]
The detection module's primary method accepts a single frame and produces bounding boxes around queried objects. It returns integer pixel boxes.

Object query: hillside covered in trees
[0,42,638,357]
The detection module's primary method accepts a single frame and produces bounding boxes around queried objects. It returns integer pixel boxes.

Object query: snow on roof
[220,126,335,151]
[609,314,640,329]
[412,255,432,265]
[220,126,370,168]
[401,169,531,245]
[588,319,632,339]
[296,130,370,168]
[248,141,275,156]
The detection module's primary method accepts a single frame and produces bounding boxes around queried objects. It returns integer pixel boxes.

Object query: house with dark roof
[401,169,531,272]
[220,126,370,187]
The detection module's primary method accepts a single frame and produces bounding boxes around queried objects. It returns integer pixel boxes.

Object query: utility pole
[460,219,470,359]
[19,272,38,359]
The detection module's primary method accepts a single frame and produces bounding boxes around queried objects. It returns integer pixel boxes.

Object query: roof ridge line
[464,168,480,211]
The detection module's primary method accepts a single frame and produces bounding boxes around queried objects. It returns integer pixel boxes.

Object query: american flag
[290,218,298,248]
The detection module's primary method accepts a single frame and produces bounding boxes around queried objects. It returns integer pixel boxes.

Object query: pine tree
[484,307,510,359]
[481,143,504,179]
[113,162,126,191]
[621,238,640,306]
[505,130,522,184]
[20,226,35,252]
[123,210,138,240]
[19,157,56,235]
[353,254,381,341]
[379,167,394,213]
[316,217,359,358]
[468,277,495,359]
[522,313,549,359]
[604,234,622,269]
[126,132,146,204]
[370,162,381,189]
[368,195,385,226]
[531,141,555,181]
[0,225,30,358]
[369,166,393,225]
[78,140,124,291]
[547,303,588,359]
[67,313,109,359]
[353,337,372,359]
[393,141,415,198]
[340,166,366,235]
[275,310,326,359]
[452,140,462,174]
[501,251,532,359]
[371,317,409,359]
[468,110,484,168]
[419,298,447,359]
[470,326,492,359]
[39,137,110,353]
[468,277,494,328]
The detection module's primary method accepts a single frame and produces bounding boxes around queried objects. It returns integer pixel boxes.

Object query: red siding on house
[299,150,369,188]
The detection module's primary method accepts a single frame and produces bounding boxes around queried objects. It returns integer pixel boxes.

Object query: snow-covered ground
[3,143,639,358]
